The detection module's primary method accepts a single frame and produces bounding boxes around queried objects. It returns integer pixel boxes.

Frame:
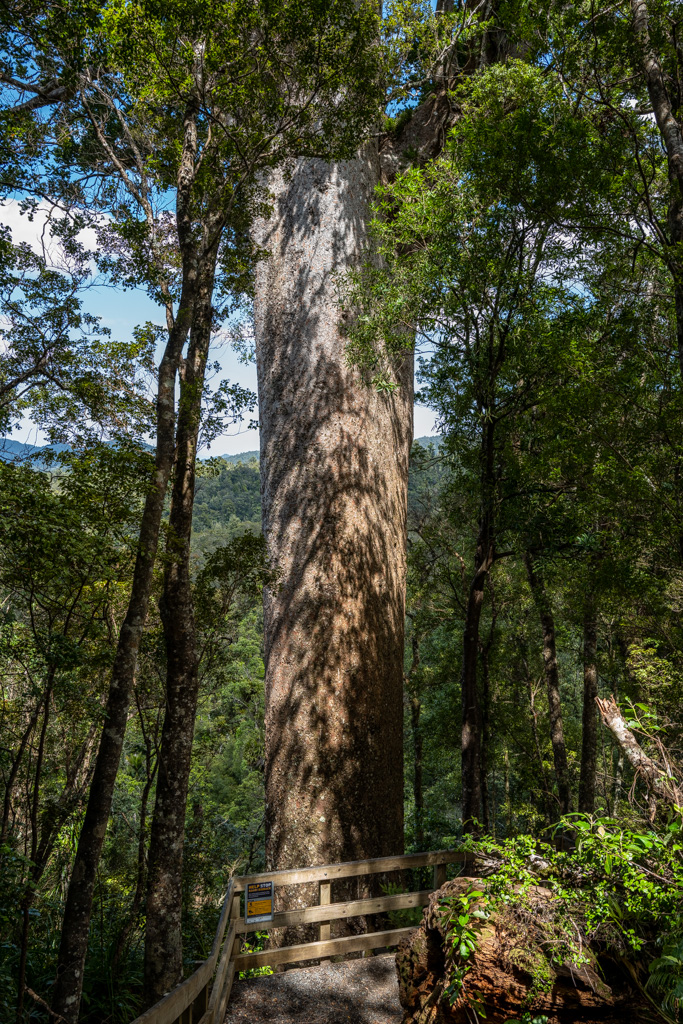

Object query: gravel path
[223,954,403,1024]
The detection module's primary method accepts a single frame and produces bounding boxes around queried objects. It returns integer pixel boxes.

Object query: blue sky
[3,199,437,456]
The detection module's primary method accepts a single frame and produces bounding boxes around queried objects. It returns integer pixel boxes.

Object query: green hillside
[192,436,443,536]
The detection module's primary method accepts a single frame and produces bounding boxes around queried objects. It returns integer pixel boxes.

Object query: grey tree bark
[579,601,599,814]
[524,551,572,818]
[253,151,412,917]
[144,250,218,1003]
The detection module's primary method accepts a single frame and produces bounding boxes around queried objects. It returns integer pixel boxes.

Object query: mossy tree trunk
[524,551,572,818]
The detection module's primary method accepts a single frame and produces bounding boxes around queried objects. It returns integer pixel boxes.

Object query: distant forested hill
[0,435,443,540]
[191,436,442,545]
[193,457,261,545]
[408,436,444,520]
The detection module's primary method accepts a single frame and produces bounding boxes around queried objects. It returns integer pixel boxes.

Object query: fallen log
[596,695,683,819]
[395,878,658,1024]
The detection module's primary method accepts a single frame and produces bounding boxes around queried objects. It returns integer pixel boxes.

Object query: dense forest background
[4,425,681,1021]
[0,437,451,1022]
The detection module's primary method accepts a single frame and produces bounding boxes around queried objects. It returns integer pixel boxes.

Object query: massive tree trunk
[578,600,599,814]
[143,253,218,1003]
[524,552,571,818]
[253,151,412,907]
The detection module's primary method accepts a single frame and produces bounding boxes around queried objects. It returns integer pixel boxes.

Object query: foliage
[193,458,261,537]
[461,815,683,966]
[236,932,273,980]
[0,231,153,443]
[440,885,490,1010]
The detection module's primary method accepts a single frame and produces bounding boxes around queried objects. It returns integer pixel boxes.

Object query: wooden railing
[130,848,466,1024]
[129,878,236,1024]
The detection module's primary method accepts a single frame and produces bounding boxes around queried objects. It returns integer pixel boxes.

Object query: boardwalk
[223,955,402,1024]
[128,851,462,1024]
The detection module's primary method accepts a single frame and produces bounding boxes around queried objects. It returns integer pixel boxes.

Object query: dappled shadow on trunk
[253,154,413,934]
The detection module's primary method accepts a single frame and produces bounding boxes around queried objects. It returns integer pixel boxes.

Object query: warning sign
[245,880,274,924]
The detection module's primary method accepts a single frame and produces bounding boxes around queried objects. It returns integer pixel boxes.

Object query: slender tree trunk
[1,691,46,844]
[51,92,205,1021]
[528,676,554,824]
[405,634,424,849]
[491,765,497,838]
[253,152,412,923]
[613,635,627,815]
[410,695,424,850]
[112,724,157,974]
[503,746,511,834]
[578,600,599,814]
[479,644,490,834]
[601,712,611,816]
[51,294,194,1024]
[144,253,217,1003]
[524,551,571,817]
[461,567,486,833]
[461,422,495,834]
[16,672,52,1024]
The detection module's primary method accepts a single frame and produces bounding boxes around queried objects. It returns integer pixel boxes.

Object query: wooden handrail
[128,848,465,1024]
[129,879,234,1024]
[233,925,416,971]
[235,888,434,934]
[232,848,465,891]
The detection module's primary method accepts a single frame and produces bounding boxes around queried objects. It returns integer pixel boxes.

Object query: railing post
[319,880,331,960]
[231,892,242,961]
[433,862,447,891]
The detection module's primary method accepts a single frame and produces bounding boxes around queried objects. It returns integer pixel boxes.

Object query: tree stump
[395,878,657,1024]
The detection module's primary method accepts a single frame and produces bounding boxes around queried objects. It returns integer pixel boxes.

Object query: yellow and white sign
[245,881,274,925]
